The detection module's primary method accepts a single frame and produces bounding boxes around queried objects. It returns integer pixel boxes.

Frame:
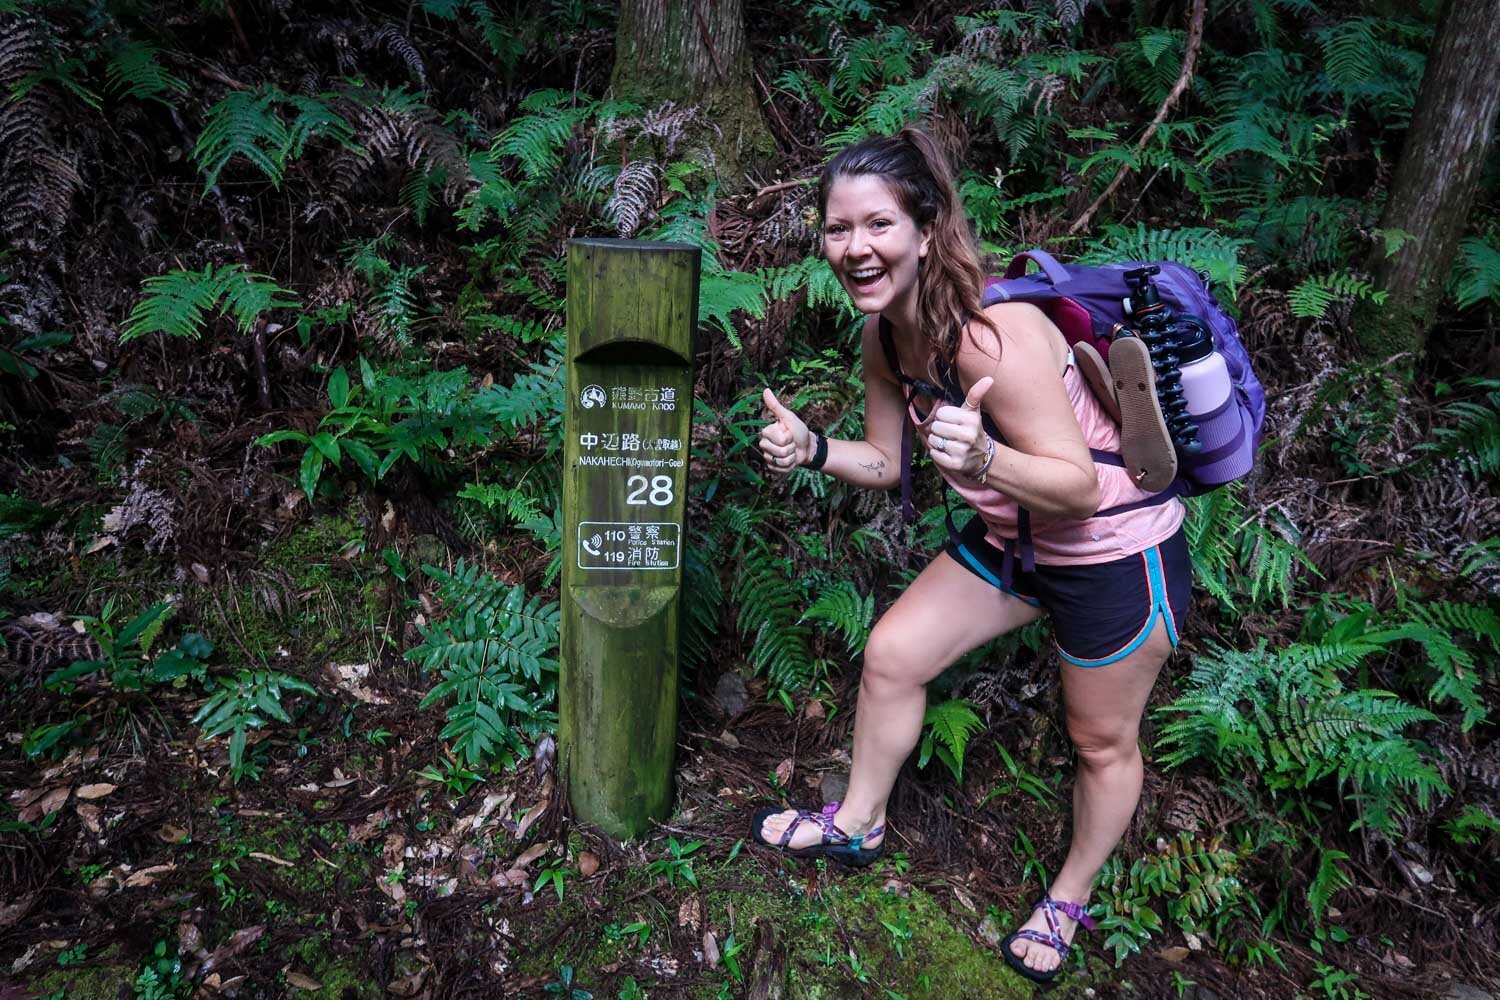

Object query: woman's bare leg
[1008,619,1172,974]
[759,551,1043,849]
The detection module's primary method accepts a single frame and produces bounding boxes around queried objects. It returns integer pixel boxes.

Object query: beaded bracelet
[973,434,996,485]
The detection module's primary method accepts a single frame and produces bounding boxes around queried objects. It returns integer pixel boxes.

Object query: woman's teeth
[849,268,885,289]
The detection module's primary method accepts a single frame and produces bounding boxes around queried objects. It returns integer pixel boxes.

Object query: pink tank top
[912,356,1185,566]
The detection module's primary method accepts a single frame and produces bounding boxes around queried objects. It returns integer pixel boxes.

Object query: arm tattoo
[859,458,886,473]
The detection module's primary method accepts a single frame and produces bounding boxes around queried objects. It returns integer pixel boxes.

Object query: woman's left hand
[924,376,995,478]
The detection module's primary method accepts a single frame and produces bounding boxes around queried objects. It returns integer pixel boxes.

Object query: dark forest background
[1,0,1497,997]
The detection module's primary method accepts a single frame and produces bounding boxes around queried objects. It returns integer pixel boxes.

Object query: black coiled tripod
[1119,265,1204,456]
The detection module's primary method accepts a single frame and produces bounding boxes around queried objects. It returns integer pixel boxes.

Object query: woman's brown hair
[817,125,997,381]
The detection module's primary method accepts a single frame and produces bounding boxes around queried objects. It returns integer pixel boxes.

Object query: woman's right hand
[759,388,812,475]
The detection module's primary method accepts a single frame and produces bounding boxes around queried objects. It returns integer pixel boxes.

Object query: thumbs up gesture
[759,388,811,475]
[927,376,995,476]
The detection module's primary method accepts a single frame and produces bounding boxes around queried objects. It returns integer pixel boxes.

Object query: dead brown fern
[0,17,80,254]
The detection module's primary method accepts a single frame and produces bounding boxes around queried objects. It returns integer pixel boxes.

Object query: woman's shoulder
[958,301,1064,378]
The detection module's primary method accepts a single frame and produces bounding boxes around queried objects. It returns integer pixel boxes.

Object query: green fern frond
[733,541,817,692]
[104,42,186,105]
[919,699,984,783]
[801,580,874,652]
[1307,848,1351,928]
[1287,271,1387,319]
[491,88,590,181]
[193,88,290,189]
[193,670,317,782]
[1077,224,1249,299]
[122,264,299,342]
[1453,237,1500,310]
[1421,378,1500,477]
[407,560,560,765]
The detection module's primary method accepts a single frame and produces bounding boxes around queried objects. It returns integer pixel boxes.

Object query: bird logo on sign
[580,384,607,409]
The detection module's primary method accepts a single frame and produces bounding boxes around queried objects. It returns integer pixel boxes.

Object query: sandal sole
[1000,931,1065,985]
[1107,336,1178,493]
[748,806,885,868]
[1073,341,1120,425]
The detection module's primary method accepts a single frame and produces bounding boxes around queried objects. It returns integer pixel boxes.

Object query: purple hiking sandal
[1000,895,1097,985]
[748,801,886,867]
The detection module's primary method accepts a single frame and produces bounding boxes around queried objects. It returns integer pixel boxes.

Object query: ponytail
[819,126,998,381]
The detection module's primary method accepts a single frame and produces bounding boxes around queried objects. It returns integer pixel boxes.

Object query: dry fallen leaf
[578,851,599,877]
[386,969,428,997]
[75,803,102,834]
[513,842,550,869]
[774,758,794,787]
[285,971,323,991]
[157,823,190,843]
[1159,946,1190,963]
[18,787,69,824]
[0,893,36,931]
[124,863,177,888]
[201,925,264,975]
[513,797,549,841]
[76,782,117,799]
[702,930,720,967]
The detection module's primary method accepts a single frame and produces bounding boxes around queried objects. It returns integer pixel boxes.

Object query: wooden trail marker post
[560,238,699,839]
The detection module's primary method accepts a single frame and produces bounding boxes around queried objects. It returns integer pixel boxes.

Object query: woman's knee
[861,619,932,690]
[1066,715,1141,769]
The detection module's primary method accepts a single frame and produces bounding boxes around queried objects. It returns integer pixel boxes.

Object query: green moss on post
[561,239,699,839]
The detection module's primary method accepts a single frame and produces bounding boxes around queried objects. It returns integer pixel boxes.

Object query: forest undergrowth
[1,0,1497,997]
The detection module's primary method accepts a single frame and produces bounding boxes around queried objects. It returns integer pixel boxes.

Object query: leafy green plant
[1155,629,1448,836]
[917,699,984,784]
[646,837,705,888]
[542,965,593,999]
[416,755,486,796]
[104,41,186,106]
[121,264,299,343]
[46,600,213,694]
[1092,832,1250,964]
[406,559,560,766]
[534,860,574,903]
[192,670,317,783]
[257,351,561,501]
[1185,484,1318,616]
[132,940,190,1000]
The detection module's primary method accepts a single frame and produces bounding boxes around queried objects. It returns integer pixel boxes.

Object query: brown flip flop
[1107,336,1178,493]
[1073,341,1120,425]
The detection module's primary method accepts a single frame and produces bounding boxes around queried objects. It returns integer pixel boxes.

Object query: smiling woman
[751,127,1192,985]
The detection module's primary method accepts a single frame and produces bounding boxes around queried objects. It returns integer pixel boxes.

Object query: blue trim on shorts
[1057,546,1179,667]
[955,543,1043,607]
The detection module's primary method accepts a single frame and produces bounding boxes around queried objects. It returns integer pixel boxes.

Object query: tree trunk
[610,0,775,192]
[1357,0,1500,364]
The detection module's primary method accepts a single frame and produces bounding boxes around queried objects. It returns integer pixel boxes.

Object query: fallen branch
[1067,0,1207,236]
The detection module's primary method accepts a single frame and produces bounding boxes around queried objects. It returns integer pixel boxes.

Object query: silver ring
[931,434,947,452]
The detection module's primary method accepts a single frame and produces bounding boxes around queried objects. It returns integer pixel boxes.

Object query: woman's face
[822,174,931,316]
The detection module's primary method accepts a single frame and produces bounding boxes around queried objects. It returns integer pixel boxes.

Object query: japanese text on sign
[577,521,681,571]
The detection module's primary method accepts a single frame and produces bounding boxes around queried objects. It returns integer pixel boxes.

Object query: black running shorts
[942,515,1192,667]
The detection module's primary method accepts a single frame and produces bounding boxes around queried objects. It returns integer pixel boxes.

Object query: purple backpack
[879,248,1265,586]
[984,248,1265,494]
